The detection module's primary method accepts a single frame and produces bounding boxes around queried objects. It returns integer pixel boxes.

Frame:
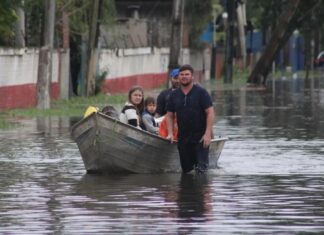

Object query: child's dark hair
[144,96,156,107]
[101,105,118,119]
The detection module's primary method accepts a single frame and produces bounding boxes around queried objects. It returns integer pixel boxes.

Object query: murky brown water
[1,77,324,234]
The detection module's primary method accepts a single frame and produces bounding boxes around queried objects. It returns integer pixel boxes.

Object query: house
[102,0,174,49]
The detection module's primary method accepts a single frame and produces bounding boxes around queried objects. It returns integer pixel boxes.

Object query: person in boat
[83,106,99,118]
[155,68,180,117]
[159,113,178,140]
[119,86,145,129]
[142,96,159,134]
[101,105,119,119]
[166,64,215,174]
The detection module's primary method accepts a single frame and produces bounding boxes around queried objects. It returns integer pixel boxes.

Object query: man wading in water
[166,64,215,174]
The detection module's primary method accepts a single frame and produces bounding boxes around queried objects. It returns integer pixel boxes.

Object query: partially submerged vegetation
[0,71,250,127]
[0,93,127,129]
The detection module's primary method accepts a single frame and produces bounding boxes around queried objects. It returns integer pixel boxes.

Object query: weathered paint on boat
[71,112,227,174]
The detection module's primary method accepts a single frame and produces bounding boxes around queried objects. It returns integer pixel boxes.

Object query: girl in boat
[119,86,145,129]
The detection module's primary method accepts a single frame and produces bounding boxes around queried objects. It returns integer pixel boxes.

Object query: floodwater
[1,76,324,234]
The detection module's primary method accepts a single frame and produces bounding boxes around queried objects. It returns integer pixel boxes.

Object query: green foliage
[55,0,116,44]
[6,92,126,119]
[184,0,222,48]
[246,0,324,35]
[0,117,11,129]
[24,0,43,46]
[211,0,223,15]
[0,0,18,45]
[185,0,214,48]
[6,0,117,47]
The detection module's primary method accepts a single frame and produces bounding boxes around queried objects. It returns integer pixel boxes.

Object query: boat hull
[71,112,227,174]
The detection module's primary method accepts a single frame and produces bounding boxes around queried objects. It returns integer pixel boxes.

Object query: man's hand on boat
[166,133,174,143]
[200,133,211,148]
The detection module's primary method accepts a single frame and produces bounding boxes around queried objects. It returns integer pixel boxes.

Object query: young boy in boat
[142,96,159,134]
[159,114,178,141]
[119,86,145,129]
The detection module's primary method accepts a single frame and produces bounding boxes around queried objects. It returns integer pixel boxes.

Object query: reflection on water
[177,174,210,220]
[1,77,324,233]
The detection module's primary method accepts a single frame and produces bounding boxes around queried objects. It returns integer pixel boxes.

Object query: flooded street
[1,77,324,234]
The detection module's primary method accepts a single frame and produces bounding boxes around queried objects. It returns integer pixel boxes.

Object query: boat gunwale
[71,112,229,143]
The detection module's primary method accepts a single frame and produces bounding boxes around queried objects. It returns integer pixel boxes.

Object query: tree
[85,0,102,96]
[247,0,322,86]
[185,0,213,48]
[0,0,18,45]
[36,0,55,110]
[168,0,184,87]
[14,0,25,47]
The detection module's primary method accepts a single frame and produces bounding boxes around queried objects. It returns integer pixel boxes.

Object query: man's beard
[181,81,190,87]
[172,83,179,89]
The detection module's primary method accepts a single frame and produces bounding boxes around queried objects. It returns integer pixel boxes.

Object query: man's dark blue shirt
[167,84,213,143]
[156,88,173,117]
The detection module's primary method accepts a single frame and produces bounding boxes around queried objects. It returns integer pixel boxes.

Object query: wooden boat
[71,112,227,174]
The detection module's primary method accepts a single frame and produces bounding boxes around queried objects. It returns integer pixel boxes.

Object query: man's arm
[201,106,215,148]
[166,111,174,143]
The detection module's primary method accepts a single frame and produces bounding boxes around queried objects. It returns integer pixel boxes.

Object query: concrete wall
[0,48,69,109]
[0,47,209,108]
[99,47,209,93]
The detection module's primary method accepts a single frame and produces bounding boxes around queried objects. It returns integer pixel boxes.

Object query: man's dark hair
[179,64,194,74]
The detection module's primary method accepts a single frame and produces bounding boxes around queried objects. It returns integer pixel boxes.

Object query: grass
[0,118,12,129]
[0,112,18,129]
[2,66,318,130]
[8,93,127,118]
[207,67,250,90]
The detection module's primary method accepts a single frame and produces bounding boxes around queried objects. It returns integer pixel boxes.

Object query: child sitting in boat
[101,105,119,119]
[142,96,159,134]
[119,86,145,129]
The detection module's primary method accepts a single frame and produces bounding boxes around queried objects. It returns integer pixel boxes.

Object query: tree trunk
[236,2,246,69]
[85,0,102,96]
[247,0,301,85]
[36,0,55,109]
[168,0,183,87]
[304,28,312,80]
[59,11,70,100]
[224,0,235,84]
[247,0,320,85]
[14,0,25,47]
[61,11,69,49]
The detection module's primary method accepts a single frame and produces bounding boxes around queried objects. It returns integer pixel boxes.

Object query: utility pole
[59,10,70,99]
[85,0,102,96]
[224,0,234,84]
[36,0,55,109]
[210,7,217,79]
[236,0,246,69]
[168,0,183,88]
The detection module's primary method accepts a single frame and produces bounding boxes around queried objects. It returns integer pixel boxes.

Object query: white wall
[0,48,66,86]
[99,47,169,78]
[0,46,209,88]
[0,48,38,86]
[0,48,70,100]
[98,47,208,79]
